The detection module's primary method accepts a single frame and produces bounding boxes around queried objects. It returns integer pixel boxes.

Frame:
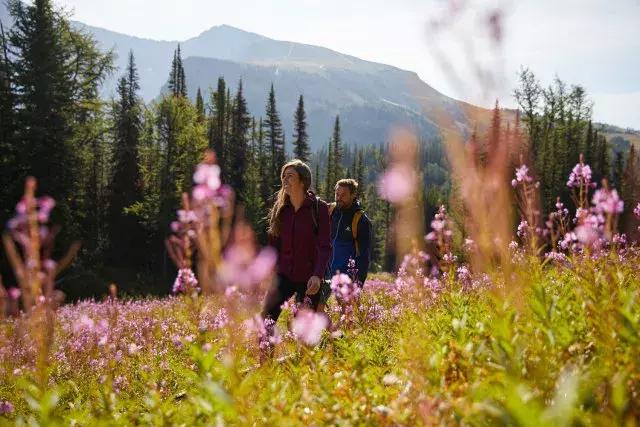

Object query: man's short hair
[335,178,358,195]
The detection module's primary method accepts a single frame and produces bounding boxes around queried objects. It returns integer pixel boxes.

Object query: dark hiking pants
[262,274,321,321]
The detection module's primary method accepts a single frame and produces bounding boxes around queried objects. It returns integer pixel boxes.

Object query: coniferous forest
[1,1,638,299]
[1,1,640,424]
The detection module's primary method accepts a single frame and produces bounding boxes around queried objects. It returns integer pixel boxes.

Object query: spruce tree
[208,78,227,174]
[0,21,16,221]
[256,118,271,208]
[195,87,205,122]
[264,84,285,194]
[293,94,310,162]
[613,151,624,190]
[229,80,251,197]
[7,0,113,238]
[488,99,501,158]
[108,51,143,264]
[331,115,343,180]
[168,44,186,97]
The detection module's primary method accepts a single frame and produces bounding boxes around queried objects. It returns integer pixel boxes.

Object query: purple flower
[291,309,328,346]
[634,202,640,218]
[515,164,533,184]
[193,163,221,191]
[592,188,624,214]
[516,220,529,239]
[377,165,415,203]
[0,400,14,415]
[192,184,214,202]
[8,288,21,300]
[567,161,593,188]
[545,251,567,263]
[173,268,199,294]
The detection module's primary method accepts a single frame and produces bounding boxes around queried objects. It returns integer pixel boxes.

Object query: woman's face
[282,167,305,196]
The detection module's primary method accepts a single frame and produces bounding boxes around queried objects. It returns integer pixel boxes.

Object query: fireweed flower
[173,268,199,294]
[218,245,276,290]
[512,164,533,188]
[193,163,221,191]
[291,309,328,346]
[567,161,593,188]
[377,165,415,203]
[0,400,14,415]
[592,188,624,214]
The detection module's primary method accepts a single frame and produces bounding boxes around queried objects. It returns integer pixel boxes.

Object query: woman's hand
[306,276,321,295]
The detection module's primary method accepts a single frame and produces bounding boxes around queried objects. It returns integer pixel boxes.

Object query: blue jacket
[327,201,371,284]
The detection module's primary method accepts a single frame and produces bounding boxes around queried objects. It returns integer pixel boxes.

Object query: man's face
[335,185,356,209]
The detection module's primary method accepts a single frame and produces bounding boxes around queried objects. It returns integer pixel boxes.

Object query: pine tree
[595,134,610,183]
[256,118,271,209]
[293,94,310,162]
[356,148,366,204]
[195,87,205,122]
[208,78,227,173]
[7,0,113,239]
[168,44,186,97]
[584,120,594,166]
[229,80,251,197]
[613,151,624,190]
[243,118,265,238]
[264,84,285,194]
[0,21,16,221]
[108,51,143,264]
[331,115,343,180]
[156,95,207,242]
[487,99,501,158]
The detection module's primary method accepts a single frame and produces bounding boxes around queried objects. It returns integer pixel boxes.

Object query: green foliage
[1,255,639,424]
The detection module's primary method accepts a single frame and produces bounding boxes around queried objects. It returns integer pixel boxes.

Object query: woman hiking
[262,160,331,322]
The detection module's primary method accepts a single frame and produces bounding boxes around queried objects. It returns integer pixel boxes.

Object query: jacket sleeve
[355,215,371,283]
[268,233,280,253]
[313,202,332,278]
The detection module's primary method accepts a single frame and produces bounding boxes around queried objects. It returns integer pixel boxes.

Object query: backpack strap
[352,210,363,257]
[312,196,320,234]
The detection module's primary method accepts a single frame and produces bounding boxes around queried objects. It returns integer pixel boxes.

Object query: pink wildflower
[377,165,415,203]
[291,309,329,346]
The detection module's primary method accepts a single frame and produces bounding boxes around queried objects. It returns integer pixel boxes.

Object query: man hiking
[319,179,372,308]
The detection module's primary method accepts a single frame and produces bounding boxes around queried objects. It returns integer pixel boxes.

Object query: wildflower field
[1,146,640,426]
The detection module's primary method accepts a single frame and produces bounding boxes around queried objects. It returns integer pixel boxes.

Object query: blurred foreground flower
[291,309,328,346]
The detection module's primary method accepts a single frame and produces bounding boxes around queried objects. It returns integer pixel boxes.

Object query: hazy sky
[55,0,640,129]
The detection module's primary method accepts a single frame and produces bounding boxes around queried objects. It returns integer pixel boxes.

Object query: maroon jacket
[269,191,331,283]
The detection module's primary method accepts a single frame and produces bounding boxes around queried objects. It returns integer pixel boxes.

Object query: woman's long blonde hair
[267,160,312,237]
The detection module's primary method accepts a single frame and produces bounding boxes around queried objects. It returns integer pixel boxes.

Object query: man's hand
[306,276,321,295]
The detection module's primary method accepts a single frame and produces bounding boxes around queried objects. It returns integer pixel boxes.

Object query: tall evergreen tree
[256,118,271,209]
[168,44,186,97]
[584,120,594,166]
[293,94,310,162]
[195,87,205,122]
[264,84,285,194]
[0,21,16,221]
[208,78,227,174]
[108,51,143,264]
[613,151,624,190]
[229,80,251,197]
[331,115,343,180]
[487,99,501,158]
[7,0,112,238]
